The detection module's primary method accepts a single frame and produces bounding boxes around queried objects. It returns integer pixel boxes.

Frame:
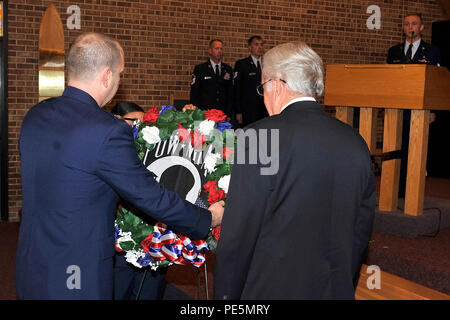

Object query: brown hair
[66,33,123,81]
[209,39,223,48]
[248,35,263,45]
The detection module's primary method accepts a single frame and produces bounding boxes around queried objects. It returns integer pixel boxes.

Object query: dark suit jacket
[233,56,267,126]
[190,60,233,117]
[16,86,211,299]
[214,101,376,300]
[387,39,440,65]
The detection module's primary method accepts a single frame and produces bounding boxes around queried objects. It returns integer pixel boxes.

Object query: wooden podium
[324,64,450,216]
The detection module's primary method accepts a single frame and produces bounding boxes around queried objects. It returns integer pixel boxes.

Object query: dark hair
[111,101,144,117]
[248,35,263,46]
[209,39,223,47]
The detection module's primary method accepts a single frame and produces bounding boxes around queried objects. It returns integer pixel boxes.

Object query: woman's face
[122,111,144,126]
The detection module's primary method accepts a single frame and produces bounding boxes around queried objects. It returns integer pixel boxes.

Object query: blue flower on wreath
[132,125,139,139]
[159,105,175,114]
[114,225,120,242]
[137,253,154,267]
[216,121,233,132]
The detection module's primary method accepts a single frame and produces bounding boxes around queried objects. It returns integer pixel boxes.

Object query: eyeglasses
[123,118,139,122]
[256,78,287,96]
[123,118,141,127]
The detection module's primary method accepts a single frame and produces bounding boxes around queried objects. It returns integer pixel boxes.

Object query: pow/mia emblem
[191,74,196,86]
[223,72,230,80]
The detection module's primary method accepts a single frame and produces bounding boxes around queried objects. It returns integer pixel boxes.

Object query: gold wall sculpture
[39,4,64,102]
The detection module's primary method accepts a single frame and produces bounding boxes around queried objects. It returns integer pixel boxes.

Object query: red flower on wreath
[177,124,205,150]
[211,226,221,242]
[203,180,218,193]
[141,233,153,253]
[143,107,159,123]
[208,188,226,205]
[177,123,190,142]
[191,129,206,150]
[204,109,227,122]
[222,147,234,160]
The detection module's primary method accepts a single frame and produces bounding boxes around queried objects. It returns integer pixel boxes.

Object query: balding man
[214,41,375,299]
[16,33,224,299]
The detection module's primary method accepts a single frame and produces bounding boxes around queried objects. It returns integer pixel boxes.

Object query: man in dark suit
[190,39,233,118]
[233,35,267,127]
[387,14,440,65]
[214,41,376,300]
[386,13,441,197]
[16,33,224,299]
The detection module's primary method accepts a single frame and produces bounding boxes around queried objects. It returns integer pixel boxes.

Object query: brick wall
[6,0,443,221]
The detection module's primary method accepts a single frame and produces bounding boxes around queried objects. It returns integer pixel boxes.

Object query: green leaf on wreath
[119,241,135,251]
[174,111,191,126]
[207,164,232,180]
[123,212,142,228]
[144,142,155,151]
[156,110,175,124]
[133,225,154,244]
[192,108,205,121]
[206,232,217,253]
[158,125,176,141]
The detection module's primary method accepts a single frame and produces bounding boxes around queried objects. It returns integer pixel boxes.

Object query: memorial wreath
[114,105,234,270]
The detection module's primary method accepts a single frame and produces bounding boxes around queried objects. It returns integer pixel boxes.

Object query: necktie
[406,43,413,63]
[256,60,261,79]
[215,64,220,76]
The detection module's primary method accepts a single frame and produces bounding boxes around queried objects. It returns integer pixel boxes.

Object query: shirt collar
[210,59,221,70]
[250,55,261,66]
[405,38,421,49]
[281,96,316,113]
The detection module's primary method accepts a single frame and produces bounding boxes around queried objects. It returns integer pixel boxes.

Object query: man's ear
[100,68,111,88]
[419,24,424,33]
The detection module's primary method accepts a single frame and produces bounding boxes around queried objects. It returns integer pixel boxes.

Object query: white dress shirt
[251,55,262,69]
[281,96,316,113]
[404,39,421,59]
[210,59,221,75]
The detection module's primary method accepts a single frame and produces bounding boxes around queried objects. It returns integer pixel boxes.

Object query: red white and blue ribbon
[144,222,209,267]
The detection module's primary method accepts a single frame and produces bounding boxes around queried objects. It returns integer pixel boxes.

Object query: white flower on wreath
[125,249,146,268]
[142,126,161,145]
[198,119,215,136]
[203,152,221,174]
[218,174,230,194]
[117,231,133,244]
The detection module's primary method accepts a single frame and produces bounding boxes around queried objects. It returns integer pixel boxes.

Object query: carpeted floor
[0,221,20,300]
[366,227,450,295]
[1,176,449,300]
